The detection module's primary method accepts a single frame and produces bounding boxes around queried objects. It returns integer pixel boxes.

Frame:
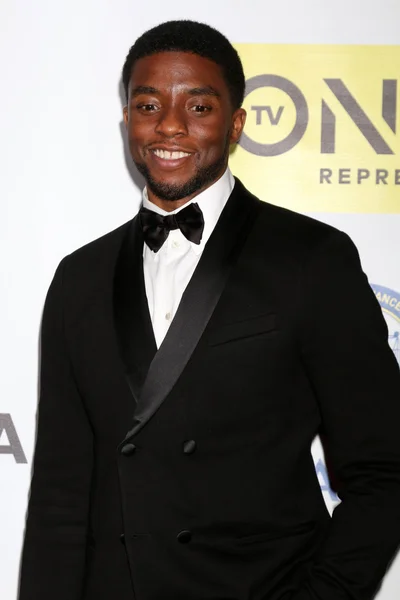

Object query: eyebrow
[130,85,159,98]
[187,86,221,98]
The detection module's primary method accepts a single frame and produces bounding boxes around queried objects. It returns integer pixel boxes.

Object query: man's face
[123,51,246,208]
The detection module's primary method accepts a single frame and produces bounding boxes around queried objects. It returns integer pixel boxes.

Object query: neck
[146,193,196,213]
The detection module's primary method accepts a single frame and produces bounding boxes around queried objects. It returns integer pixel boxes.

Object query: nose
[155,104,187,137]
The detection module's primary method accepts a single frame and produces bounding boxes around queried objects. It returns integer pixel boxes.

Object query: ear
[123,105,129,127]
[230,108,246,144]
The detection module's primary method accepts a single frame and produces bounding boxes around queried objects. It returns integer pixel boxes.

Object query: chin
[135,155,228,202]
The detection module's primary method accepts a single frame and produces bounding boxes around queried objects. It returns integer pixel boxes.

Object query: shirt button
[172,239,180,248]
[165,312,172,321]
[177,530,192,543]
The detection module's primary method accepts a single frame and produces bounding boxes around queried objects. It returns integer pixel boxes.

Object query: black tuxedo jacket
[19,179,400,600]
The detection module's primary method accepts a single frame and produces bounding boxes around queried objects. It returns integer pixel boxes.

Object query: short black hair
[122,20,245,110]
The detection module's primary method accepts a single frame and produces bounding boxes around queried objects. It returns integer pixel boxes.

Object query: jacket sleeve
[19,258,93,600]
[292,230,400,600]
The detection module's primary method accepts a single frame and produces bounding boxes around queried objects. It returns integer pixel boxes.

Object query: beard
[133,142,230,202]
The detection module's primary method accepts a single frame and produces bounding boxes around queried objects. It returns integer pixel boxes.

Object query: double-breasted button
[120,443,136,456]
[119,533,125,545]
[183,440,197,455]
[177,530,192,543]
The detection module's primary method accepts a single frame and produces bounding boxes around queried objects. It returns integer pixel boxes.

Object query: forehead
[128,51,228,93]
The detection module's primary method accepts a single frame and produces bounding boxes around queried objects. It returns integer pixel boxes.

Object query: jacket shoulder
[255,196,346,257]
[235,178,342,252]
[69,219,132,260]
[63,219,133,273]
[56,219,134,297]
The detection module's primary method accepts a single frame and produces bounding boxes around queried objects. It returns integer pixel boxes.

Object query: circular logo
[239,75,309,157]
[371,284,400,367]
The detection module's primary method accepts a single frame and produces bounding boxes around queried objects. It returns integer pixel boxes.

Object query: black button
[120,533,125,545]
[183,440,197,455]
[120,443,136,456]
[177,530,192,543]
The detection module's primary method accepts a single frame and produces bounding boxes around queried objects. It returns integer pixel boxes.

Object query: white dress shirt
[142,168,235,348]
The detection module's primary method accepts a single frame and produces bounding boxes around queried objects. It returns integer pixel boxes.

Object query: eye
[137,103,158,112]
[190,105,212,113]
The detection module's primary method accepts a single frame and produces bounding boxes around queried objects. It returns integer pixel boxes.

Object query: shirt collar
[141,168,235,256]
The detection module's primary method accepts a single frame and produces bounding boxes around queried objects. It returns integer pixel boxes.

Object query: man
[19,20,400,600]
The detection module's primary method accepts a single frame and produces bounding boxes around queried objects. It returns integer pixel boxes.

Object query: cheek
[192,125,229,152]
[128,128,147,156]
[128,119,151,141]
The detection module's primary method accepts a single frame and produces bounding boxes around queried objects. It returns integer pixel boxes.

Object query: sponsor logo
[231,45,400,213]
[315,458,339,504]
[371,284,400,366]
[0,413,27,463]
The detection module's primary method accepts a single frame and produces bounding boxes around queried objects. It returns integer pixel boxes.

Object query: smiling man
[19,20,400,600]
[123,51,244,208]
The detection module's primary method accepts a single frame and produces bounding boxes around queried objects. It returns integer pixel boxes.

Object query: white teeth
[153,149,190,160]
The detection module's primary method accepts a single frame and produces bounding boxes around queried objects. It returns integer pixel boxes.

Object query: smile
[151,149,192,160]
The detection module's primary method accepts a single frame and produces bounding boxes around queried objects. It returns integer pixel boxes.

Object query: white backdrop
[0,2,399,599]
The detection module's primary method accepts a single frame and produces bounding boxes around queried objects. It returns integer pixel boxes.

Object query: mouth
[149,148,194,169]
[151,149,192,160]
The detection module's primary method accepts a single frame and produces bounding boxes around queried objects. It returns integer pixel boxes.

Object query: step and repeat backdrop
[0,1,399,598]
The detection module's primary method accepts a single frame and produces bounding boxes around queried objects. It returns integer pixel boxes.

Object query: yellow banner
[230,45,400,213]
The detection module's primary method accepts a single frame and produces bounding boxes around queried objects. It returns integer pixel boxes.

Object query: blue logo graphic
[370,284,400,366]
[315,459,339,503]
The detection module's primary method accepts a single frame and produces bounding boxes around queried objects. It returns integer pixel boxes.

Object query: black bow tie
[139,202,205,253]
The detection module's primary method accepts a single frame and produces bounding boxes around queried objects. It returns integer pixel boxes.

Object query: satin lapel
[113,216,157,403]
[123,180,261,441]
